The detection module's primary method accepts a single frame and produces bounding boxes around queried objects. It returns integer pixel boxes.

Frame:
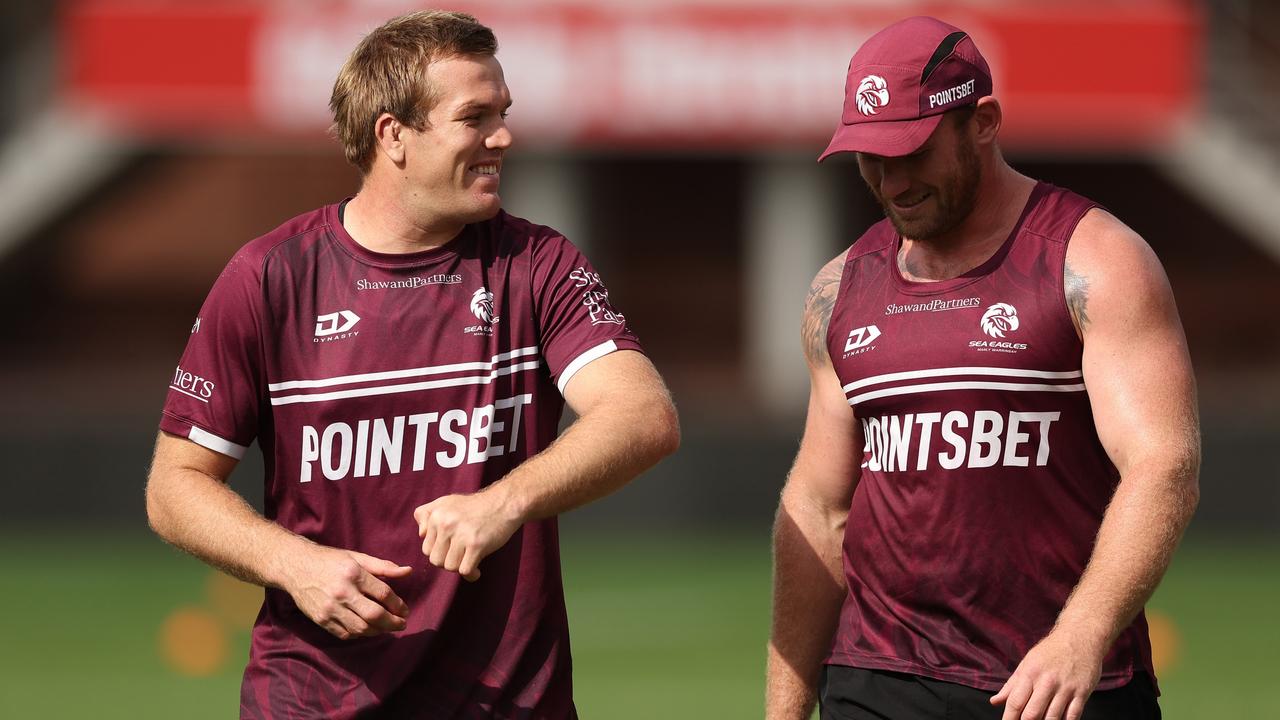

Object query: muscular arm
[993,210,1200,720]
[414,350,680,580]
[146,433,411,639]
[767,252,860,720]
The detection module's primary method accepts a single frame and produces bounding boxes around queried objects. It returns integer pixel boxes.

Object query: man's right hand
[280,545,413,640]
[146,433,414,641]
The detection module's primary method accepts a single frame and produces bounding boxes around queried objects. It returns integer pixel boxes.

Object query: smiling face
[398,54,513,230]
[856,109,981,241]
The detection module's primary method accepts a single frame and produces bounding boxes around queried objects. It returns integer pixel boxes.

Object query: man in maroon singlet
[145,11,679,719]
[767,16,1199,720]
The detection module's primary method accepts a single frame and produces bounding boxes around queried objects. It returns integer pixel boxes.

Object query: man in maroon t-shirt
[767,17,1199,720]
[146,11,679,719]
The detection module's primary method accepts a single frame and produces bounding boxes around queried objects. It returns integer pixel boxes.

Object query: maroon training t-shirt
[824,182,1156,692]
[160,203,642,719]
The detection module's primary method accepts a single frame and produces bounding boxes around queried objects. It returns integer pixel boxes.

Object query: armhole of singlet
[823,227,887,360]
[1058,202,1103,346]
[823,246,858,360]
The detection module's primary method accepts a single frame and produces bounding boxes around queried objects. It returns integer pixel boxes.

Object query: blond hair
[329,11,498,173]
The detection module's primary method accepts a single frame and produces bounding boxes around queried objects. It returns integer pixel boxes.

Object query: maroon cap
[819,16,993,161]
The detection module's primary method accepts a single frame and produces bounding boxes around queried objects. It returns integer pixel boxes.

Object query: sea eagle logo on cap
[855,75,890,117]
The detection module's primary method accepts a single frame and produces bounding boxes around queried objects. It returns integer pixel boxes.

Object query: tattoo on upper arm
[803,256,845,366]
[1065,262,1091,333]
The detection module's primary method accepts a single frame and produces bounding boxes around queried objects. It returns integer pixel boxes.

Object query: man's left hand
[990,628,1105,720]
[413,490,522,581]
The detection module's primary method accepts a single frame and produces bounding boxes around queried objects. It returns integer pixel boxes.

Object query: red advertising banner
[61,0,1201,151]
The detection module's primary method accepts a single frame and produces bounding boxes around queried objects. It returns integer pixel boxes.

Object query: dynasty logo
[843,324,881,359]
[315,310,361,343]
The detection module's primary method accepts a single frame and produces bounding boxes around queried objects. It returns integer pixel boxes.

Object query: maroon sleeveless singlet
[824,181,1155,692]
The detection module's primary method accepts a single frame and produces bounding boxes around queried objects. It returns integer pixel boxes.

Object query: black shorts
[819,665,1160,720]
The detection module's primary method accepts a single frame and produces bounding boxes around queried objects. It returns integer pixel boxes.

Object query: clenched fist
[414,489,523,581]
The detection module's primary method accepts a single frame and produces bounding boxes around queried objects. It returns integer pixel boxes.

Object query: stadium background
[0,0,1276,717]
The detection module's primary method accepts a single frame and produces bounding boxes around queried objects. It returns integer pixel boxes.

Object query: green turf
[0,533,1274,718]
[1144,539,1280,719]
[562,534,772,718]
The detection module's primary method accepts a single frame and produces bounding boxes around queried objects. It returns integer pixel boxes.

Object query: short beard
[873,131,981,241]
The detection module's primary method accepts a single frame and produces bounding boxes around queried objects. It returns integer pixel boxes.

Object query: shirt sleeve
[531,233,644,394]
[158,249,266,459]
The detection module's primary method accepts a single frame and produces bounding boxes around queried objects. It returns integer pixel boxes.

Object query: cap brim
[818,113,945,162]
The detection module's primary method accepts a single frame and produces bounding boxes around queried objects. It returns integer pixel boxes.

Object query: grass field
[0,532,1274,718]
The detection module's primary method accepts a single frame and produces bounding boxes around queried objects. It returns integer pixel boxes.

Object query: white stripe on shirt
[270,360,542,405]
[268,346,541,391]
[843,366,1083,394]
[848,380,1086,407]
